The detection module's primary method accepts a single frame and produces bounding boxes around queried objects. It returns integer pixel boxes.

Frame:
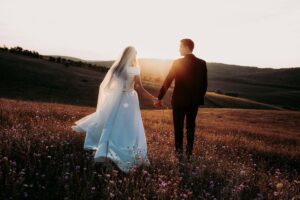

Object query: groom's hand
[157,100,163,108]
[153,98,163,108]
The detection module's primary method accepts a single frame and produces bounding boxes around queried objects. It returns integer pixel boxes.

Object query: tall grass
[0,98,299,199]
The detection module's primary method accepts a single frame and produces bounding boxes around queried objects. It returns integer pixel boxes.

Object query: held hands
[152,98,163,108]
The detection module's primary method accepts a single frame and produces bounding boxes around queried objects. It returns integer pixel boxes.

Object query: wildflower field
[0,98,299,199]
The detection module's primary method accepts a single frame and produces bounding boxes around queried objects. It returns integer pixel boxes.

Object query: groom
[155,38,207,160]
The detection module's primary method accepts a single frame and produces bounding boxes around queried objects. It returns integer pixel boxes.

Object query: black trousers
[172,106,199,158]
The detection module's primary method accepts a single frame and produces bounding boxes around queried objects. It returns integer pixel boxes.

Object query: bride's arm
[134,75,156,101]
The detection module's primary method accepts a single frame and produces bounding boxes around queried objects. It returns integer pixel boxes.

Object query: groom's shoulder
[195,56,207,66]
[195,55,206,63]
[173,56,206,66]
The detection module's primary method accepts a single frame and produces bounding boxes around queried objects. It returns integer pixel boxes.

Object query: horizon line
[1,44,299,70]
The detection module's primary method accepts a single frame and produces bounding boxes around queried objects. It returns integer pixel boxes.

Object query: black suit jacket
[158,54,207,108]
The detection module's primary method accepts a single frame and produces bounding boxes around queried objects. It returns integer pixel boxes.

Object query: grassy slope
[90,58,300,110]
[139,60,300,110]
[0,51,104,106]
[0,51,286,110]
[0,98,299,199]
[206,92,284,110]
[196,63,300,110]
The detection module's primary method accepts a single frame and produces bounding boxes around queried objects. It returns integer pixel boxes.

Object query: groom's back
[171,54,207,107]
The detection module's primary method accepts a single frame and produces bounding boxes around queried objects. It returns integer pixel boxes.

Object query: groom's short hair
[181,38,194,51]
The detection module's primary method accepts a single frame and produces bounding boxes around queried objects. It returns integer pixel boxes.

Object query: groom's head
[179,38,194,56]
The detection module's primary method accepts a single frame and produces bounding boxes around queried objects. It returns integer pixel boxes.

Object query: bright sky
[1,0,300,68]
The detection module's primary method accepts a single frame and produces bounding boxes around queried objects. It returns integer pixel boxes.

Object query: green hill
[0,50,299,110]
[0,51,104,106]
[137,59,300,110]
[89,58,300,110]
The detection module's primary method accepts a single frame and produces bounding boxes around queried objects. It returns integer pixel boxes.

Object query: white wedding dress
[72,66,150,173]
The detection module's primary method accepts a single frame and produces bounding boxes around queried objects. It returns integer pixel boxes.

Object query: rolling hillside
[0,50,299,110]
[138,59,300,110]
[85,57,300,110]
[0,51,105,106]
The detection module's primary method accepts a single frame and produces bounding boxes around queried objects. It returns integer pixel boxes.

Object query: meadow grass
[0,98,299,199]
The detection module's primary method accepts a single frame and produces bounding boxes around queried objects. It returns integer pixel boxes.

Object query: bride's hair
[104,46,137,89]
[112,46,137,77]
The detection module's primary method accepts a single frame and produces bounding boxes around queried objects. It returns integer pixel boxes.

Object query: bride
[71,46,156,173]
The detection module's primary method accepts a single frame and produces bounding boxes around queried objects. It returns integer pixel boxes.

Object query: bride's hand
[152,98,163,108]
[152,98,158,107]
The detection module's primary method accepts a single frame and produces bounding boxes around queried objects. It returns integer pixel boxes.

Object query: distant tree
[32,51,40,58]
[49,56,55,62]
[0,46,9,51]
[9,46,23,54]
[56,57,61,63]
